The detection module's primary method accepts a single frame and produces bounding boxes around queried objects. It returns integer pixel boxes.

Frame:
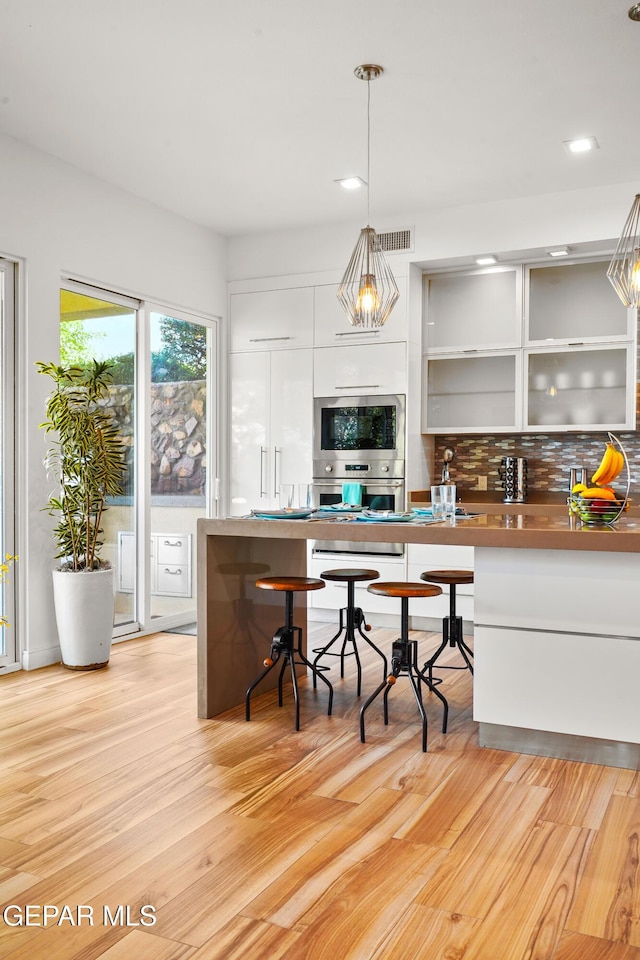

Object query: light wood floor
[1,622,640,960]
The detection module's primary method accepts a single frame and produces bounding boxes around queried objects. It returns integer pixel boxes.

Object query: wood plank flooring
[0,623,639,959]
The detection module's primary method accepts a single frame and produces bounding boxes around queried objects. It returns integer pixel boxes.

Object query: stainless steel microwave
[313,394,405,477]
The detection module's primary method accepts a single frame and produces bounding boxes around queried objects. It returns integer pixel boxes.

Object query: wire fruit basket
[568,432,631,526]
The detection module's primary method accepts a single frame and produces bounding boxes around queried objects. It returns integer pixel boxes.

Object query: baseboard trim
[479,722,640,770]
[22,646,62,671]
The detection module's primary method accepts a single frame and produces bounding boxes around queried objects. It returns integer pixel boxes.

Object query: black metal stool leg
[359,597,449,752]
[246,585,333,728]
[295,625,334,715]
[312,611,344,688]
[313,579,386,696]
[245,646,282,721]
[422,583,474,681]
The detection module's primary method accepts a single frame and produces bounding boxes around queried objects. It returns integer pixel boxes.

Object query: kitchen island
[197,512,640,768]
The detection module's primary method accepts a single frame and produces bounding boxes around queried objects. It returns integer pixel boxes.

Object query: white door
[270,349,313,497]
[230,351,270,515]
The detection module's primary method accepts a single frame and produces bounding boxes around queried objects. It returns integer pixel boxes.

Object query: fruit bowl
[568,494,626,525]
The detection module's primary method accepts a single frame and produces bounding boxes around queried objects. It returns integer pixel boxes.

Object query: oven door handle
[312,479,404,488]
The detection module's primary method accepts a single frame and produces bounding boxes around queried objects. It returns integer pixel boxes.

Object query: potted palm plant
[37,359,126,669]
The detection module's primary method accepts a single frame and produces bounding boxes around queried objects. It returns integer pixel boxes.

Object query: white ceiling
[1,0,639,238]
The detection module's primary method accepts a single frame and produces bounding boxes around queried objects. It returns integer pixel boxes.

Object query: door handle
[260,447,267,497]
[274,446,280,494]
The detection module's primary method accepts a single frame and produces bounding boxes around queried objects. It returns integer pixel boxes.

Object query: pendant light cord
[366,78,371,227]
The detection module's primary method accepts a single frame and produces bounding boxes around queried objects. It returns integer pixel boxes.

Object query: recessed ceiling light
[547,246,571,257]
[334,177,366,190]
[563,136,599,154]
[476,255,497,265]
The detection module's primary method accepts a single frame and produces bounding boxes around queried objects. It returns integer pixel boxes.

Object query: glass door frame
[0,258,17,671]
[135,302,219,635]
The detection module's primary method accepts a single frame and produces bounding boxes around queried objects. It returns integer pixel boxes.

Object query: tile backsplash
[434,431,639,497]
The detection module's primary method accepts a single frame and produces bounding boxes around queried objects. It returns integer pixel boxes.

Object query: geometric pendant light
[607,193,640,308]
[337,65,399,328]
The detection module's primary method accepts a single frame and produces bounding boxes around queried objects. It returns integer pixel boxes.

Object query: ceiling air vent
[376,228,413,254]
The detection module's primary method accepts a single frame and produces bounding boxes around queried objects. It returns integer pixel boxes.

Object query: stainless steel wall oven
[312,394,406,557]
[313,394,405,474]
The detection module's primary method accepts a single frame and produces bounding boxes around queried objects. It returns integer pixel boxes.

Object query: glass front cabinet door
[525,344,636,431]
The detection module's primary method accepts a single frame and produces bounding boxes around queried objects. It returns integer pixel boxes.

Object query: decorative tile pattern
[435,431,638,496]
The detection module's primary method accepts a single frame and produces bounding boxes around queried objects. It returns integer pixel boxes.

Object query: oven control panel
[313,459,404,480]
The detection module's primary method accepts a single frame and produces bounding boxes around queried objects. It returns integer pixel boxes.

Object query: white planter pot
[52,568,115,670]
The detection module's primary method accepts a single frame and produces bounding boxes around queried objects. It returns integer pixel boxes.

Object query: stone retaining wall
[106,380,206,496]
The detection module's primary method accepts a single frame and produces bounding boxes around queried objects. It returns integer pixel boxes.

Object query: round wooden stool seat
[255,576,325,592]
[320,568,379,583]
[368,581,443,600]
[420,569,474,586]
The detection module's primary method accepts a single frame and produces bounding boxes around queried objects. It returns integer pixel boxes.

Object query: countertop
[201,512,640,553]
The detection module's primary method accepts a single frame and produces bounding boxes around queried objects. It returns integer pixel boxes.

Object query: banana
[580,486,618,500]
[602,449,625,486]
[613,449,625,481]
[591,443,625,487]
[591,443,616,485]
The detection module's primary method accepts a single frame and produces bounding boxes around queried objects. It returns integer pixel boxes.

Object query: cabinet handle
[249,336,292,342]
[163,540,182,547]
[568,342,584,347]
[334,384,380,390]
[334,330,380,337]
[164,568,182,575]
[462,349,478,354]
[260,447,267,497]
[274,446,280,494]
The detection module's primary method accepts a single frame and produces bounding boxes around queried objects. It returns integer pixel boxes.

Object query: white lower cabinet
[473,546,640,743]
[406,543,475,622]
[118,532,192,597]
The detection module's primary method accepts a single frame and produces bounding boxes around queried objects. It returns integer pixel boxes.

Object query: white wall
[227,180,640,281]
[0,133,227,669]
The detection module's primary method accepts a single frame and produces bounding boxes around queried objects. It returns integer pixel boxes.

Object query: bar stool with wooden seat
[312,568,387,696]
[245,576,334,731]
[419,569,474,686]
[359,581,449,753]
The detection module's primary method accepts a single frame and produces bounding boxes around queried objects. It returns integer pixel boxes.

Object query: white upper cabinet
[525,343,636,431]
[313,341,407,397]
[423,351,520,434]
[424,268,521,352]
[313,275,408,346]
[230,287,314,352]
[525,259,633,344]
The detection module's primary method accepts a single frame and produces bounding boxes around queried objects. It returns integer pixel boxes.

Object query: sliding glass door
[60,282,217,636]
[60,285,139,630]
[147,308,214,627]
